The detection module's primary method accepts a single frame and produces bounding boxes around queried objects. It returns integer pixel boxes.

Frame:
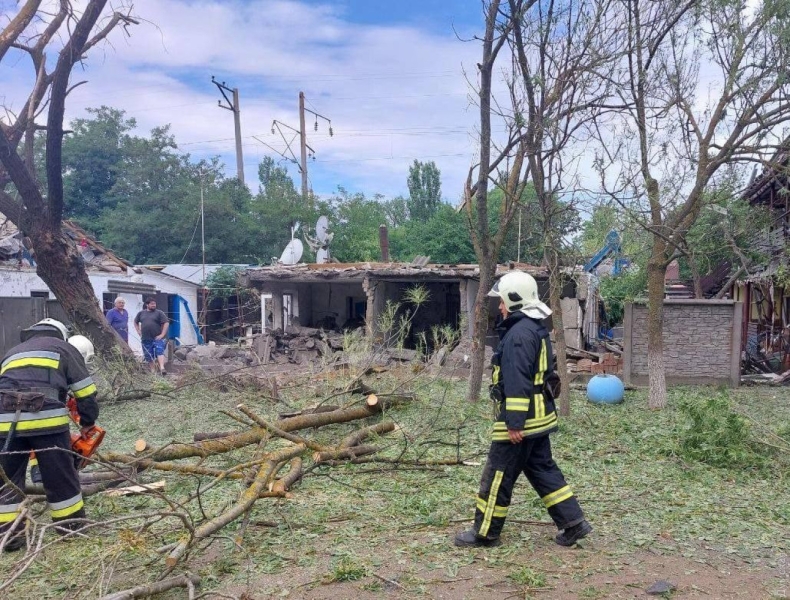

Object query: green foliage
[680,189,771,282]
[205,266,254,303]
[388,203,475,264]
[326,557,367,582]
[328,188,389,262]
[407,159,442,221]
[597,268,647,325]
[507,566,546,587]
[674,393,767,469]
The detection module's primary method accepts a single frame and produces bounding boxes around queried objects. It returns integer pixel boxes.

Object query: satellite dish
[279,238,304,265]
[316,216,329,243]
[316,248,329,264]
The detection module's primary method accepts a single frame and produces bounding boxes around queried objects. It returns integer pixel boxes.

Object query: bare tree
[464,0,618,408]
[593,0,790,408]
[508,0,619,414]
[0,1,138,356]
[463,0,531,402]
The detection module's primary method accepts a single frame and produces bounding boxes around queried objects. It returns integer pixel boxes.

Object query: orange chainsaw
[29,395,105,482]
[66,396,105,469]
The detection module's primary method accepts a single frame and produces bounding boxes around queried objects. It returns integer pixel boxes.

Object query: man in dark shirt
[134,298,169,375]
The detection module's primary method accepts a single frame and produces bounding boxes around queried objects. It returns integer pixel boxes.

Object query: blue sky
[2,0,489,202]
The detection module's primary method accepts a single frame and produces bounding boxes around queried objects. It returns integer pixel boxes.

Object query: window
[30,291,49,299]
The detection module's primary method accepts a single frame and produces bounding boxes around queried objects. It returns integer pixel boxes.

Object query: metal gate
[0,297,70,357]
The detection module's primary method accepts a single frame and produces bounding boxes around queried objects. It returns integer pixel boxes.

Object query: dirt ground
[210,527,787,599]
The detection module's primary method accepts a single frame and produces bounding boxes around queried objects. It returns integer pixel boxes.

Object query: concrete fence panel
[623,299,742,387]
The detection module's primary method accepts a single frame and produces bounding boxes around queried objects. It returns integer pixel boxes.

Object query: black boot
[453,529,501,548]
[2,535,26,552]
[555,520,592,546]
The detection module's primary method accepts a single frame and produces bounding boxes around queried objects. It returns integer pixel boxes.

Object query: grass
[1,364,789,598]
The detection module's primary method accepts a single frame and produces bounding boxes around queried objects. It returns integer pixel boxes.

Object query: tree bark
[546,246,571,416]
[467,265,495,401]
[646,251,668,409]
[99,573,200,600]
[30,226,131,356]
[115,398,408,463]
[166,445,305,566]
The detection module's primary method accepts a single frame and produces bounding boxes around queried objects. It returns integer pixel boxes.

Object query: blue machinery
[584,230,629,275]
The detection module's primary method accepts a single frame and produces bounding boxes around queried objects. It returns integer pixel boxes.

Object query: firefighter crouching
[0,319,99,552]
[454,271,592,548]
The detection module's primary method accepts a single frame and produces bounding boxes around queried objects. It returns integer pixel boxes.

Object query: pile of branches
[2,381,468,599]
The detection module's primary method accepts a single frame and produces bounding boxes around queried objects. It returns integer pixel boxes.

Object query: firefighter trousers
[0,431,85,533]
[474,434,584,539]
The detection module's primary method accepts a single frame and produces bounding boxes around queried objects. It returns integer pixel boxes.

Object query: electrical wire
[178,210,202,264]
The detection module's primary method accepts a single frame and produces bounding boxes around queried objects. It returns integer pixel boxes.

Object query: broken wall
[623,299,742,387]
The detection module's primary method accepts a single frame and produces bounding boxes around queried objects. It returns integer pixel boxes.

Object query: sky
[1,0,489,203]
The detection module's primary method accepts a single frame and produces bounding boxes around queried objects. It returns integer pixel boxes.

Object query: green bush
[674,393,766,469]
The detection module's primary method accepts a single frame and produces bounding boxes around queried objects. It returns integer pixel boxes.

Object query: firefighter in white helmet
[454,271,592,548]
[0,319,99,552]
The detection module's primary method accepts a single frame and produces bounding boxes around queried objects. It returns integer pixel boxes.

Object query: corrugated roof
[150,264,253,285]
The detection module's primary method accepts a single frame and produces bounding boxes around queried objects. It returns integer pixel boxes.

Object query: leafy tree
[251,157,320,263]
[62,106,135,229]
[328,188,389,262]
[389,203,476,264]
[407,160,441,221]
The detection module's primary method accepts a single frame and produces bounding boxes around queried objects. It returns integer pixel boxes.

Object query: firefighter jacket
[0,337,99,437]
[490,311,558,442]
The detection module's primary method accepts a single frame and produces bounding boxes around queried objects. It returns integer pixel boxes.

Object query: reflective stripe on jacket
[490,311,558,441]
[0,337,99,436]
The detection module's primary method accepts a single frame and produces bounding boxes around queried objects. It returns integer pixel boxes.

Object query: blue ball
[586,374,625,404]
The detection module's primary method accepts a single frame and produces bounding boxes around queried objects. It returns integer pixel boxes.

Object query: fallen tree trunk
[124,397,410,463]
[99,573,200,600]
[166,444,305,567]
[236,404,328,452]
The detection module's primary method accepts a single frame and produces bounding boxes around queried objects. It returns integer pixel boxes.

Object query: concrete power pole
[299,92,309,200]
[264,94,332,204]
[212,76,245,186]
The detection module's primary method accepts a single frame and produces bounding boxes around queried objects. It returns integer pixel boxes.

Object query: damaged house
[0,215,202,356]
[240,261,584,351]
[732,150,790,371]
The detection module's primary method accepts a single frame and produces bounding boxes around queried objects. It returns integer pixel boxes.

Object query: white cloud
[0,0,486,200]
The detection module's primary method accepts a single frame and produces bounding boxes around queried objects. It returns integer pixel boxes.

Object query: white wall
[0,267,201,355]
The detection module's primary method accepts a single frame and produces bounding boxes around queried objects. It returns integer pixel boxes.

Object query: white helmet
[21,318,70,342]
[68,335,95,364]
[488,271,552,319]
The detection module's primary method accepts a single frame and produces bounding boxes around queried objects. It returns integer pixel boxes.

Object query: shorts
[142,339,166,362]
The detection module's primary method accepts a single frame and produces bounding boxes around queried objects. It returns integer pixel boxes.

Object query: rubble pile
[171,325,349,375]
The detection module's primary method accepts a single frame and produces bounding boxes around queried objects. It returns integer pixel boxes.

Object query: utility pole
[260,94,333,204]
[299,91,308,200]
[212,76,245,185]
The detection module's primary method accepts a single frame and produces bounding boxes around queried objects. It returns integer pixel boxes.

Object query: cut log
[119,396,412,463]
[270,458,303,494]
[313,444,379,463]
[237,404,328,452]
[98,573,200,600]
[134,439,147,453]
[339,421,395,449]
